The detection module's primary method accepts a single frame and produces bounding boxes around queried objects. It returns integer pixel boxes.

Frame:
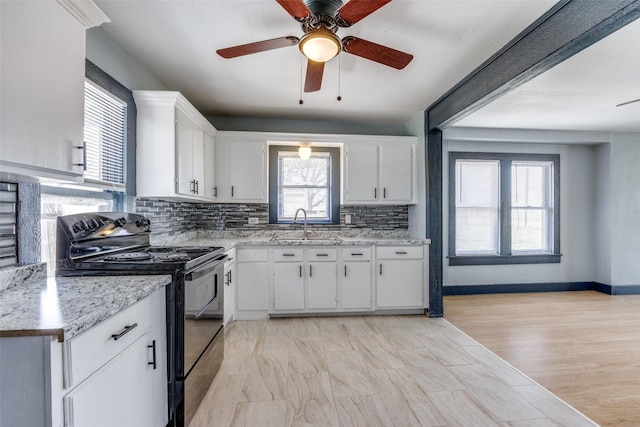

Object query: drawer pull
[344,265,347,277]
[111,323,138,341]
[351,253,363,256]
[148,340,157,370]
[309,265,313,277]
[395,251,408,255]
[283,253,296,257]
[299,265,302,277]
[316,253,329,257]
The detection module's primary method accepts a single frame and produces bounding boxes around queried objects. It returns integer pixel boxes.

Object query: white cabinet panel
[237,260,269,311]
[307,262,337,309]
[344,145,378,202]
[214,134,267,203]
[341,262,372,310]
[379,144,413,202]
[376,259,424,308]
[223,249,237,325]
[64,333,154,427]
[0,1,98,181]
[273,262,305,310]
[203,132,216,200]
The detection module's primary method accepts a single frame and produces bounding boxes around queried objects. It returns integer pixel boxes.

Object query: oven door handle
[184,255,227,281]
[193,296,215,319]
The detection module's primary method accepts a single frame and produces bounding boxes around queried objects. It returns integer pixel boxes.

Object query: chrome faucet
[293,208,309,239]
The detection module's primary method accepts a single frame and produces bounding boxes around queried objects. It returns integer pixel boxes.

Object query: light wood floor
[444,291,640,427]
[191,315,596,427]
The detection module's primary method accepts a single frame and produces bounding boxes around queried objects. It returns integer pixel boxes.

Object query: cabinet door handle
[351,253,363,256]
[309,265,313,277]
[395,251,408,255]
[374,188,377,198]
[383,188,387,198]
[344,265,347,277]
[283,253,296,257]
[214,186,218,197]
[111,323,138,341]
[190,180,195,194]
[73,143,86,169]
[379,264,383,275]
[316,253,329,257]
[299,265,302,277]
[195,180,199,194]
[231,186,234,197]
[229,270,232,284]
[148,340,157,370]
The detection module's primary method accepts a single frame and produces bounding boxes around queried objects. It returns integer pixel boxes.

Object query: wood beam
[426,0,640,130]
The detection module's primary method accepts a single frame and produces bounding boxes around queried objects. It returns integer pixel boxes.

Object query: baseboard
[444,281,640,296]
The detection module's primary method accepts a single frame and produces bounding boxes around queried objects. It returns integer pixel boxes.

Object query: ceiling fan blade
[342,36,413,69]
[275,0,312,21]
[335,0,392,26]
[304,60,324,92]
[217,36,299,58]
[616,98,640,107]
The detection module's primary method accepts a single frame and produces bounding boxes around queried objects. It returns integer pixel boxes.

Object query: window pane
[280,152,329,186]
[512,208,550,252]
[455,160,499,254]
[281,188,329,220]
[512,161,552,208]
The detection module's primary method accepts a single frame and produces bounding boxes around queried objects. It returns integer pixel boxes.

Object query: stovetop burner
[104,252,153,261]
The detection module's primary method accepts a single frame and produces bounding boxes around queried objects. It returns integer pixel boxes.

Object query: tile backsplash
[135,198,408,238]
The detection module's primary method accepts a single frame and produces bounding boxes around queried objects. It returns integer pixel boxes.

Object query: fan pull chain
[337,54,342,101]
[299,56,304,105]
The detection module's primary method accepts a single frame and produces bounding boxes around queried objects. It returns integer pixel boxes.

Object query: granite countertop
[170,232,431,251]
[0,269,171,342]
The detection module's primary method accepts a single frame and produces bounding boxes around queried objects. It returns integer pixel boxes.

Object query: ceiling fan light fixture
[299,30,340,63]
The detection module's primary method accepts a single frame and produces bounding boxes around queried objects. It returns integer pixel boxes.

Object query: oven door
[182,256,226,426]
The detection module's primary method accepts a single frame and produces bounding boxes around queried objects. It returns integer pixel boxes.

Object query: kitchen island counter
[0,267,171,342]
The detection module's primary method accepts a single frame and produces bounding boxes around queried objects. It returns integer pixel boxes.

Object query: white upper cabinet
[0,0,108,182]
[214,132,267,203]
[134,91,216,202]
[344,139,416,204]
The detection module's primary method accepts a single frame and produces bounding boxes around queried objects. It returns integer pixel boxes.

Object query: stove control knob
[87,218,100,231]
[135,217,151,228]
[72,221,87,233]
[114,217,127,228]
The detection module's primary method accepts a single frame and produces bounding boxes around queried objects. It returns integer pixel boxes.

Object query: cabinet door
[341,262,372,310]
[223,260,236,325]
[379,144,413,203]
[273,262,305,311]
[64,333,154,427]
[237,262,268,310]
[344,145,378,203]
[203,132,216,200]
[307,262,337,309]
[1,1,85,179]
[376,260,424,308]
[176,108,196,196]
[228,142,266,201]
[214,139,231,200]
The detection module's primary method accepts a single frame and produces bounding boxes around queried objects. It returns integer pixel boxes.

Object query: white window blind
[0,183,17,269]
[83,80,126,187]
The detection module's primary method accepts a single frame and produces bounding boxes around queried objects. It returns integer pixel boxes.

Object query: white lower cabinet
[223,248,237,325]
[236,248,269,314]
[376,246,426,309]
[64,332,154,427]
[62,288,167,427]
[273,261,305,310]
[340,247,372,311]
[307,261,338,310]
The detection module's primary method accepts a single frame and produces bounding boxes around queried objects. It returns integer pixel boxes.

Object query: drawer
[237,247,268,262]
[66,296,151,388]
[307,248,337,261]
[272,248,304,261]
[376,246,424,259]
[341,247,372,261]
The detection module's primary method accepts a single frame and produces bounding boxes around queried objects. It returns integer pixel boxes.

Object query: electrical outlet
[345,214,352,224]
[248,217,259,225]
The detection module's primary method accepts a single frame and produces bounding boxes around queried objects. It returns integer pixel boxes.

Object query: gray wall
[442,127,602,287]
[594,143,611,284]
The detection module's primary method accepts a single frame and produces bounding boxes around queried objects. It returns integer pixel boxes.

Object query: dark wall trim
[448,254,561,266]
[426,129,443,317]
[444,282,640,296]
[85,60,136,196]
[426,0,640,130]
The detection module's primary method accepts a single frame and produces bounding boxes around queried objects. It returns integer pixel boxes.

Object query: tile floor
[190,315,598,427]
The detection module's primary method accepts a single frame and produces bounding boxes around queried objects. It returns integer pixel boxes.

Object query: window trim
[448,151,561,266]
[268,145,340,225]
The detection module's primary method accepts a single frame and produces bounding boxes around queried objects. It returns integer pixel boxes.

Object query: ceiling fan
[216,0,413,93]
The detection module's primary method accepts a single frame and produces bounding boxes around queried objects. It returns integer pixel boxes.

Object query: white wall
[442,127,601,287]
[609,133,640,286]
[406,113,426,239]
[86,27,166,91]
[594,143,611,284]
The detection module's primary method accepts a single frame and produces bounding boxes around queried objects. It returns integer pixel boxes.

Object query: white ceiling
[456,14,640,133]
[93,0,559,126]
